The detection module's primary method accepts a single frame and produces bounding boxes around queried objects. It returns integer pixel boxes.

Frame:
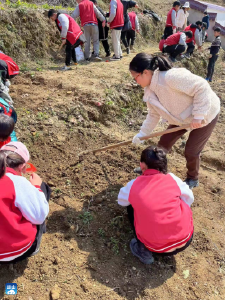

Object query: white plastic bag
[75,46,84,62]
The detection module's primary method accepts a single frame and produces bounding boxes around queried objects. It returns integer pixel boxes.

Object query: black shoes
[130,238,154,264]
[184,178,199,189]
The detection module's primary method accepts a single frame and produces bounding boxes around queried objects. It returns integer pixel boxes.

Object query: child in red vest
[0,142,50,263]
[0,52,19,90]
[164,1,180,39]
[184,21,202,58]
[163,30,192,62]
[118,146,194,264]
[127,11,140,51]
[72,0,105,61]
[108,0,124,61]
[48,9,86,70]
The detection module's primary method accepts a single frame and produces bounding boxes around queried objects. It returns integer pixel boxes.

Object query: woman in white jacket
[176,2,190,31]
[130,53,220,189]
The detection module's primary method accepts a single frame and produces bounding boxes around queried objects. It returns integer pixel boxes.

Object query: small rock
[132,267,136,271]
[48,181,55,187]
[53,256,61,265]
[50,285,61,300]
[30,127,36,132]
[67,91,72,94]
[69,245,74,251]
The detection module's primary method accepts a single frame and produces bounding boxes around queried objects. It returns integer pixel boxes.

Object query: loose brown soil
[0,46,225,300]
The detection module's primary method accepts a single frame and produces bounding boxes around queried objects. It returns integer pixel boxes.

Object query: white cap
[183,2,190,8]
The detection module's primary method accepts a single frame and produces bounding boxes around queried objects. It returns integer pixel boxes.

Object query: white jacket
[176,9,189,29]
[136,68,220,138]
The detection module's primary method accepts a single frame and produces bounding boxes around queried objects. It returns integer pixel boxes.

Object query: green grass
[3,0,74,11]
[79,211,93,225]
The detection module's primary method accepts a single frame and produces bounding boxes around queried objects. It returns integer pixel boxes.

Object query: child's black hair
[196,21,202,26]
[0,148,25,179]
[0,114,14,141]
[129,53,172,74]
[48,9,57,18]
[184,30,193,39]
[141,146,167,174]
[173,1,181,7]
[214,27,221,33]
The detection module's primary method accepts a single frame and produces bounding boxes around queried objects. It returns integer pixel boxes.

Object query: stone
[50,285,61,300]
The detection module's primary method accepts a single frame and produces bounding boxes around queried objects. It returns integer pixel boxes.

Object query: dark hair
[173,1,181,7]
[90,0,97,3]
[184,30,193,38]
[141,146,167,174]
[214,27,221,32]
[196,21,202,26]
[204,11,207,14]
[0,114,14,140]
[129,53,172,73]
[48,9,57,18]
[0,150,25,178]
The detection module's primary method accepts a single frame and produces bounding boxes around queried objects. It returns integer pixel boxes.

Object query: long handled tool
[79,124,191,157]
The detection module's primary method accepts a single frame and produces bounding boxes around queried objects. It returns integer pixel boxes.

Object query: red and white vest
[166,8,176,27]
[79,0,98,27]
[128,11,136,31]
[128,170,194,253]
[0,53,19,76]
[185,24,196,44]
[110,0,124,29]
[165,32,182,46]
[57,14,83,45]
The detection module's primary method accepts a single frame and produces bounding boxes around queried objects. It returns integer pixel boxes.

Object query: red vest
[159,38,165,51]
[57,14,83,45]
[128,11,136,31]
[79,0,98,27]
[128,170,194,253]
[0,168,37,260]
[110,0,124,29]
[185,25,196,44]
[165,32,182,46]
[166,8,176,27]
[0,53,19,76]
[0,137,11,148]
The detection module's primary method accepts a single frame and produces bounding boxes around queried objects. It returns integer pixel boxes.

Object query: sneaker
[126,47,130,54]
[110,56,121,61]
[105,52,111,57]
[61,65,71,71]
[134,167,142,175]
[112,54,123,59]
[94,55,102,61]
[184,53,190,59]
[184,178,199,189]
[209,78,212,82]
[130,238,154,264]
[85,58,91,62]
[205,77,209,81]
[169,56,176,63]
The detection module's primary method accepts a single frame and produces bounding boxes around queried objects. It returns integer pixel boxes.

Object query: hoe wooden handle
[79,124,191,157]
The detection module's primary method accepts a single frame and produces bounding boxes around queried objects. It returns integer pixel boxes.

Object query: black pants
[186,41,195,56]
[0,182,51,264]
[0,59,8,84]
[101,39,110,55]
[65,34,86,66]
[164,44,185,58]
[163,26,173,39]
[207,54,218,80]
[127,205,193,256]
[121,31,129,48]
[126,30,136,46]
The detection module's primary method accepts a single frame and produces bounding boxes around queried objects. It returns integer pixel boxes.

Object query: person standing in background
[206,27,221,82]
[72,0,106,61]
[176,2,189,31]
[127,11,140,50]
[108,0,124,61]
[121,0,138,55]
[202,11,209,41]
[90,0,111,57]
[164,1,181,39]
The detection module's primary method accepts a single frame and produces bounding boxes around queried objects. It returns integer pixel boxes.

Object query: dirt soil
[0,45,225,300]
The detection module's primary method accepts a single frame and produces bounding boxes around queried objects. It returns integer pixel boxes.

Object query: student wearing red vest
[0,53,19,88]
[163,30,192,62]
[126,11,140,50]
[72,0,105,61]
[48,9,86,71]
[108,0,124,61]
[164,1,180,39]
[184,21,202,58]
[118,146,194,264]
[0,142,50,263]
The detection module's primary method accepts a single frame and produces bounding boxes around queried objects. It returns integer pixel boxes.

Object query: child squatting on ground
[0,114,17,148]
[0,142,51,263]
[117,146,194,264]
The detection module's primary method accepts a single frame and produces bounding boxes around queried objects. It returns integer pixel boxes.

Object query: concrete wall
[221,35,225,49]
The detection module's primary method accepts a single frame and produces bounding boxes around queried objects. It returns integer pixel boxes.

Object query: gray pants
[84,25,100,59]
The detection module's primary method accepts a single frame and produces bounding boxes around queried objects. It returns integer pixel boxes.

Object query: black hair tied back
[0,151,6,179]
